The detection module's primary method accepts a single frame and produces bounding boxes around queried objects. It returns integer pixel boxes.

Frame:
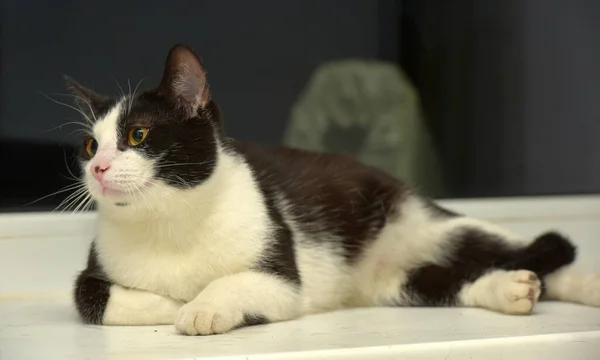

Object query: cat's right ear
[64,76,113,120]
[156,44,211,118]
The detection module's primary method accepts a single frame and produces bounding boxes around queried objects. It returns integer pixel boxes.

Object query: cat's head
[67,45,223,213]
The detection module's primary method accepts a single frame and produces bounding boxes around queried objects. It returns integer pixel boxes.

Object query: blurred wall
[404,0,600,197]
[472,0,600,196]
[0,0,384,145]
[469,0,600,195]
[2,0,599,198]
[519,0,600,195]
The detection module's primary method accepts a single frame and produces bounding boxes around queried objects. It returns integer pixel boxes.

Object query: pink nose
[92,163,110,182]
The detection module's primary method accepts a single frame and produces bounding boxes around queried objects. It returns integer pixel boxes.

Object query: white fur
[459,270,541,315]
[85,100,155,202]
[103,285,182,325]
[84,101,599,334]
[350,197,527,307]
[95,151,272,302]
[544,267,600,306]
[175,271,300,335]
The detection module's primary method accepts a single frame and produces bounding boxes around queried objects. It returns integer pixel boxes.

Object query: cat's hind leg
[400,225,576,315]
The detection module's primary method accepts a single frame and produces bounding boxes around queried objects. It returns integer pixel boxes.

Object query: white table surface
[2,298,600,360]
[2,195,600,359]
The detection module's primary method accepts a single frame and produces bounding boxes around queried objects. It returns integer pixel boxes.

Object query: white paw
[496,270,541,315]
[175,301,244,336]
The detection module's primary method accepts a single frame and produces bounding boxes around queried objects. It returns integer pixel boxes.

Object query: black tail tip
[523,231,577,276]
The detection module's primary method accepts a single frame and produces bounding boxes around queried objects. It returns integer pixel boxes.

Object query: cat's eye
[128,127,149,146]
[85,138,98,158]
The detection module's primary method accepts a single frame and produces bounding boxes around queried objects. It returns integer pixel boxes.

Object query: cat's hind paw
[496,270,541,315]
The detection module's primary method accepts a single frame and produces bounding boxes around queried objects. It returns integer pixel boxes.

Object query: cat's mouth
[92,178,128,198]
[102,187,126,197]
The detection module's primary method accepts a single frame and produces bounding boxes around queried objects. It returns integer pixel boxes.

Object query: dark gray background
[0,0,382,146]
[1,0,599,201]
[469,0,600,196]
[402,0,600,197]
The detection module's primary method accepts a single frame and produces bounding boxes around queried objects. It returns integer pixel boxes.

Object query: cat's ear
[64,76,112,119]
[157,44,210,117]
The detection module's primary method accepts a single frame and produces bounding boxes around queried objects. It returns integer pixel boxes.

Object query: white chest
[96,218,268,302]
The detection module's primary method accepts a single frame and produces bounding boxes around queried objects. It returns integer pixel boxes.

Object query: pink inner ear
[160,45,211,114]
[180,77,201,102]
[176,65,208,105]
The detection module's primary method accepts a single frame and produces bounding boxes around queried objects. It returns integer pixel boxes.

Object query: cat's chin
[88,186,128,203]
[101,187,126,197]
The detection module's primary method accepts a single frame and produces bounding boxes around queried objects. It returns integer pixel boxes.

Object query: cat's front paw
[175,301,244,335]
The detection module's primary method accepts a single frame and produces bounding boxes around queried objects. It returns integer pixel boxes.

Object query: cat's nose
[91,162,111,182]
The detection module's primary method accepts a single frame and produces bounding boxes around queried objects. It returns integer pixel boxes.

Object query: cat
[70,44,599,336]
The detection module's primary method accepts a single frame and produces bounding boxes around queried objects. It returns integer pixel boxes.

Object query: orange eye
[85,138,98,157]
[128,127,149,146]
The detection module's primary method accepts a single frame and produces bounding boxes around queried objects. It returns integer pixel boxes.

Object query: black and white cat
[70,44,599,336]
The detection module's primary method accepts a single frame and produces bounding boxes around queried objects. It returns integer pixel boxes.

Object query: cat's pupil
[132,129,144,142]
[91,140,98,154]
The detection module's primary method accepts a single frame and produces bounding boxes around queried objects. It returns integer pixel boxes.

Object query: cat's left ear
[64,76,113,119]
[157,44,210,118]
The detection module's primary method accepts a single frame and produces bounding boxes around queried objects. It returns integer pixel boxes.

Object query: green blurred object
[283,60,443,197]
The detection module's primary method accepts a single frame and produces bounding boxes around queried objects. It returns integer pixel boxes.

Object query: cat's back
[229,141,406,197]
[229,140,408,250]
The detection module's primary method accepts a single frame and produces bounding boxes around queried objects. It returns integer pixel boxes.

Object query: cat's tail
[520,232,600,306]
[516,231,576,277]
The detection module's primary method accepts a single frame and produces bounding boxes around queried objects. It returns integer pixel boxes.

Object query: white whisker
[38,91,93,126]
[129,78,145,115]
[109,73,126,98]
[62,149,82,183]
[73,193,92,213]
[42,121,92,134]
[62,189,91,213]
[154,160,215,169]
[53,187,89,212]
[24,182,86,206]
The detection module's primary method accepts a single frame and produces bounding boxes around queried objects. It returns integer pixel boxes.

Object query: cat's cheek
[85,179,107,201]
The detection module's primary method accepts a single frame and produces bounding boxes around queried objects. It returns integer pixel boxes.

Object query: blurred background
[1,0,599,212]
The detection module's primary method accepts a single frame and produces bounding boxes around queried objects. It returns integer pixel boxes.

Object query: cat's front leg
[74,244,183,325]
[175,271,301,335]
[76,275,184,325]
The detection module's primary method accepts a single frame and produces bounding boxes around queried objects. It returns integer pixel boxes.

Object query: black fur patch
[404,228,576,306]
[73,242,112,324]
[115,94,220,189]
[247,159,301,287]
[241,314,269,327]
[231,141,406,264]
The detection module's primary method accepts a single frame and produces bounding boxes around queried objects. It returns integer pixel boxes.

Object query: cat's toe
[175,301,243,336]
[498,270,541,315]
